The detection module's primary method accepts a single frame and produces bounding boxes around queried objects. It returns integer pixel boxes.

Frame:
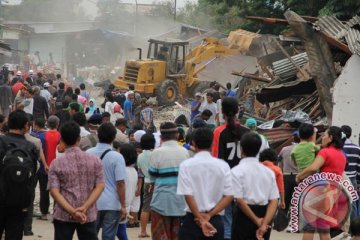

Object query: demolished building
[232,11,360,150]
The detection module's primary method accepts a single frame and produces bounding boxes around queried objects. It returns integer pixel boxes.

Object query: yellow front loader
[115,37,241,105]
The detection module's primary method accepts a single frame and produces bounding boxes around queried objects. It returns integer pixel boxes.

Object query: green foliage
[177,0,360,34]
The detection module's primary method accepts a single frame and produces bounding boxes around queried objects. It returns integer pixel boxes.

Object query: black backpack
[0,141,34,208]
[55,90,65,110]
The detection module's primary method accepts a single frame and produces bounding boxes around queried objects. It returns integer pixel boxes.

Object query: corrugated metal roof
[316,16,348,39]
[347,15,360,28]
[272,52,308,81]
[315,15,360,55]
[345,28,360,55]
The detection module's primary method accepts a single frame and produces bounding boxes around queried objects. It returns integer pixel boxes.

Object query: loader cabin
[147,39,188,75]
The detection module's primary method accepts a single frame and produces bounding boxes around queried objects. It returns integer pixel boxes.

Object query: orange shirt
[262,161,284,193]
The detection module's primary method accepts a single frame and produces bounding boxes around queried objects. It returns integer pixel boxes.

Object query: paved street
[23,218,311,240]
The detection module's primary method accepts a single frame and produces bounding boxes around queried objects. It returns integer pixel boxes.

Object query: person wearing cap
[40,82,52,105]
[191,92,203,122]
[25,70,35,86]
[149,122,189,239]
[11,70,23,85]
[244,118,269,157]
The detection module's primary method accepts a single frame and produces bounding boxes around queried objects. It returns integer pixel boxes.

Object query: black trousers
[24,179,37,233]
[179,212,224,240]
[38,171,50,215]
[283,174,297,213]
[53,219,98,240]
[0,207,27,240]
[232,205,271,240]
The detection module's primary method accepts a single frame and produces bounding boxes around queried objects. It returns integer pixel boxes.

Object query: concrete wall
[332,55,360,144]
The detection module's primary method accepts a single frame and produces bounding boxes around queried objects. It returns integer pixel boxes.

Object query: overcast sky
[6,0,195,17]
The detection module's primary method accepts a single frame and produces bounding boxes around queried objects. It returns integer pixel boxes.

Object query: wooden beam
[274,39,310,80]
[232,71,272,83]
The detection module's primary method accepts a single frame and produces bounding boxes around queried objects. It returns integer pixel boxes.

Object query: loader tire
[156,79,179,105]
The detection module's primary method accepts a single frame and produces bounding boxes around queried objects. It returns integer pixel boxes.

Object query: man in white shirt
[231,132,279,240]
[178,128,233,239]
[114,118,129,144]
[40,83,52,104]
[199,92,217,126]
[216,91,226,126]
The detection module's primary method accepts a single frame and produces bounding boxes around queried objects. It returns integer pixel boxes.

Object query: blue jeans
[96,210,120,240]
[222,202,233,239]
[116,223,128,240]
[358,191,360,217]
[350,178,358,219]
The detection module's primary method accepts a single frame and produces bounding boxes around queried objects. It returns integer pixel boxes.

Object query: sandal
[138,233,150,238]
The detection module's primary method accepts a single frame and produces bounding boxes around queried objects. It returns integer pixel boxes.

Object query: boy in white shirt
[231,132,279,240]
[177,128,233,239]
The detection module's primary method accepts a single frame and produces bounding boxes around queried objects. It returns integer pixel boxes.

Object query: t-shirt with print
[212,123,249,169]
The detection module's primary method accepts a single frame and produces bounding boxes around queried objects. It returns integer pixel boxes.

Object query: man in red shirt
[37,116,61,220]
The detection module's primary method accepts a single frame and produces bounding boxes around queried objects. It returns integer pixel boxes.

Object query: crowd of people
[0,67,359,240]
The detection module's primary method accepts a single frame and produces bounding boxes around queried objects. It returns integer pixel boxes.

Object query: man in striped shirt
[149,122,189,239]
[341,125,360,218]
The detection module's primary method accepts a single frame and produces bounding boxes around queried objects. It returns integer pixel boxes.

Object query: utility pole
[174,0,176,21]
[134,0,138,36]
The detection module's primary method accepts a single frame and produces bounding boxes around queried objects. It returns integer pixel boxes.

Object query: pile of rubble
[231,11,360,150]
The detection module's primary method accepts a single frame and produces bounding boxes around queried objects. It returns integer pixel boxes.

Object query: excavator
[114,37,241,105]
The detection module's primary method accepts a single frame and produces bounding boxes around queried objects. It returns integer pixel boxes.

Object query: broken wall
[332,55,360,144]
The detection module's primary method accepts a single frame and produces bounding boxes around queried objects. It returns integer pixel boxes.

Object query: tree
[176,0,360,34]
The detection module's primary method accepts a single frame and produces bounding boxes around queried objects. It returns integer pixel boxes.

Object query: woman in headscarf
[85,98,97,119]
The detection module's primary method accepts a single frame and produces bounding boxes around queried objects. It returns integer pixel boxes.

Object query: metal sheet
[315,15,360,55]
[315,16,348,39]
[272,52,308,81]
[345,28,360,56]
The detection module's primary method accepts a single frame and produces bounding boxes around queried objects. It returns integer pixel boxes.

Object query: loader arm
[185,37,240,87]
